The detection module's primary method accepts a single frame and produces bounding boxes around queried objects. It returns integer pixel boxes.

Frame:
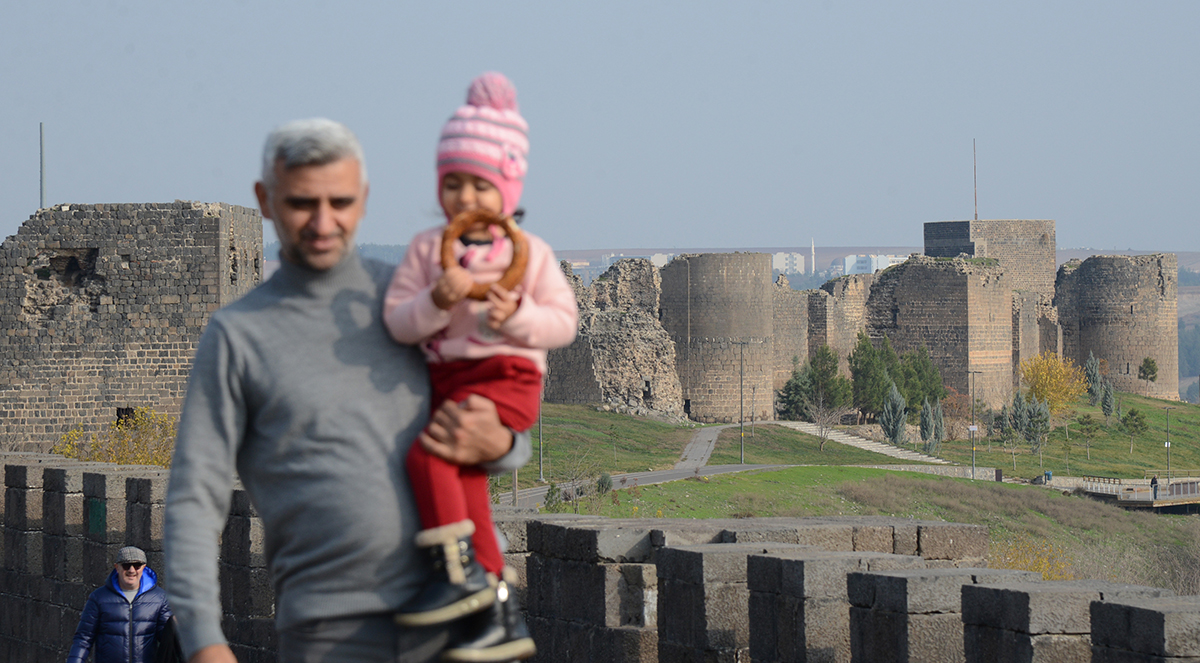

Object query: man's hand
[419,394,514,465]
[432,266,475,310]
[484,284,520,331]
[190,644,237,663]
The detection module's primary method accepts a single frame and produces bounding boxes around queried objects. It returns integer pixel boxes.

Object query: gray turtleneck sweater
[164,250,531,658]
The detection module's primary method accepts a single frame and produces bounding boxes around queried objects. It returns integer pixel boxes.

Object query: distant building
[771,252,805,275]
[841,254,907,275]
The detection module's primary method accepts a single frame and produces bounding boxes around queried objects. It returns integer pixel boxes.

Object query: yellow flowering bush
[51,407,176,468]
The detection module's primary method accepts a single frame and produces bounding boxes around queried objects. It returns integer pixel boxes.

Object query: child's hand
[485,284,520,330]
[432,266,474,310]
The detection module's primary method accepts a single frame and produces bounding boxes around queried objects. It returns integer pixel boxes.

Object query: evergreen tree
[1009,393,1029,439]
[776,360,812,421]
[849,332,890,421]
[1100,380,1116,425]
[1122,407,1148,454]
[1138,357,1159,396]
[933,398,945,448]
[919,398,934,443]
[1085,352,1102,405]
[879,382,908,446]
[899,346,947,414]
[1027,397,1051,468]
[808,345,852,408]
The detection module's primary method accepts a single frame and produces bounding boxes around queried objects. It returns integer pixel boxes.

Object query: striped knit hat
[436,72,529,218]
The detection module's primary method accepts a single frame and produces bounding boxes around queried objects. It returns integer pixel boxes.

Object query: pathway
[771,421,951,464]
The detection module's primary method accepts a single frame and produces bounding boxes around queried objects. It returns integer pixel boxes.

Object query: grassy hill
[528,396,1200,594]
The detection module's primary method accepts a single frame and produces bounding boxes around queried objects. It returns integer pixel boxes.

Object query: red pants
[407,355,542,575]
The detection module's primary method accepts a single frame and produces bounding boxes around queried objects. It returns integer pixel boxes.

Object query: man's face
[255,157,368,271]
[115,561,145,591]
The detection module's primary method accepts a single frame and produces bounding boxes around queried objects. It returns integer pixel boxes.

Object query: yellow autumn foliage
[51,407,176,468]
[989,534,1074,581]
[1019,351,1087,414]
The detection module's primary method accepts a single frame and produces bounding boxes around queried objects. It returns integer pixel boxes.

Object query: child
[383,72,577,661]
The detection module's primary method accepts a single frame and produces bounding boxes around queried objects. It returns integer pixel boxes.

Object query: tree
[1138,357,1159,396]
[1027,397,1051,469]
[1100,380,1116,425]
[1085,352,1102,405]
[809,396,855,452]
[1019,351,1087,415]
[808,345,852,409]
[849,332,890,422]
[926,398,945,456]
[878,382,908,446]
[1122,407,1148,455]
[1076,414,1098,460]
[777,359,812,421]
[898,346,947,413]
[920,398,934,444]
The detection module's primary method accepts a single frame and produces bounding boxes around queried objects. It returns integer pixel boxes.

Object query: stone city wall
[1056,254,1179,400]
[545,260,682,417]
[771,275,808,391]
[7,455,1195,663]
[865,256,1012,408]
[0,203,261,450]
[808,274,874,377]
[660,254,775,423]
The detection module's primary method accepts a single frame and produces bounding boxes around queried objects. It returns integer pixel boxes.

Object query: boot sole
[394,586,497,627]
[440,637,536,662]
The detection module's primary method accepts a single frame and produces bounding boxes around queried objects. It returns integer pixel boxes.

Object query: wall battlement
[3,455,1193,662]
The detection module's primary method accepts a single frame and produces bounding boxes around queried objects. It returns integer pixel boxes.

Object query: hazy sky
[2,1,1196,252]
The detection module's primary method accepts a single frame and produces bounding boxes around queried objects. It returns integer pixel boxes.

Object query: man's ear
[254,181,272,220]
[361,182,370,214]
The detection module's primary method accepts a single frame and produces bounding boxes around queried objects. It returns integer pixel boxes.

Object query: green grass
[934,393,1200,482]
[706,424,932,466]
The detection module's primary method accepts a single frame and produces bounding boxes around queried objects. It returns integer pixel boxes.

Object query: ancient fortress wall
[925,219,1056,299]
[865,257,1012,407]
[807,274,873,376]
[1056,254,1179,399]
[4,454,1192,663]
[771,275,808,390]
[0,203,261,449]
[659,254,774,423]
[545,260,682,416]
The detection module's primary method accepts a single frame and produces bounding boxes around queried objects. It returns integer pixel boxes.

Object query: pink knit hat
[437,72,529,218]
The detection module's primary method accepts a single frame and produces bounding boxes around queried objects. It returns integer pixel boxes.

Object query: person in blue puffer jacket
[68,546,173,663]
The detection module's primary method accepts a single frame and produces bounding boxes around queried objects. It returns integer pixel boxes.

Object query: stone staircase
[774,421,952,464]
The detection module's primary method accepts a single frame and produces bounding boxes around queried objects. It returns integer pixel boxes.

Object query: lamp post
[967,370,983,481]
[1164,406,1175,486]
[538,405,544,482]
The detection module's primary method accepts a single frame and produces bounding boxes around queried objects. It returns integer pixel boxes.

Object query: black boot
[395,520,496,627]
[441,568,536,662]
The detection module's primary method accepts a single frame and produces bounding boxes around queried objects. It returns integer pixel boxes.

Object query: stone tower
[1055,254,1178,400]
[0,202,262,449]
[865,255,1013,408]
[659,253,774,423]
[924,219,1056,300]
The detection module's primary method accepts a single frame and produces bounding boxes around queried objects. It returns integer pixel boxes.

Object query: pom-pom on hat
[437,72,529,218]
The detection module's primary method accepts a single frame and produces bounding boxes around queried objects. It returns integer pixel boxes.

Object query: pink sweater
[383,225,578,373]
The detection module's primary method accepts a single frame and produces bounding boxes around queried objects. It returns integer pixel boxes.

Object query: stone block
[220,515,267,567]
[83,541,121,587]
[42,492,84,536]
[1091,595,1200,657]
[915,522,988,560]
[1091,646,1200,663]
[42,535,83,582]
[5,463,45,489]
[126,502,165,551]
[125,473,170,504]
[4,487,42,531]
[525,554,610,624]
[493,512,530,553]
[4,528,43,574]
[963,580,1172,635]
[658,543,810,585]
[854,567,1039,613]
[594,625,658,663]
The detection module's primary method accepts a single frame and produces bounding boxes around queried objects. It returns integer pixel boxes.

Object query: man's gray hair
[260,118,368,190]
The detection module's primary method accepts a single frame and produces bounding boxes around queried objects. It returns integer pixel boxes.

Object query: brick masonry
[0,202,261,450]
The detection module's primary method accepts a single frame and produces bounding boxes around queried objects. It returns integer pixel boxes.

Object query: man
[68,546,173,663]
[164,119,530,663]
